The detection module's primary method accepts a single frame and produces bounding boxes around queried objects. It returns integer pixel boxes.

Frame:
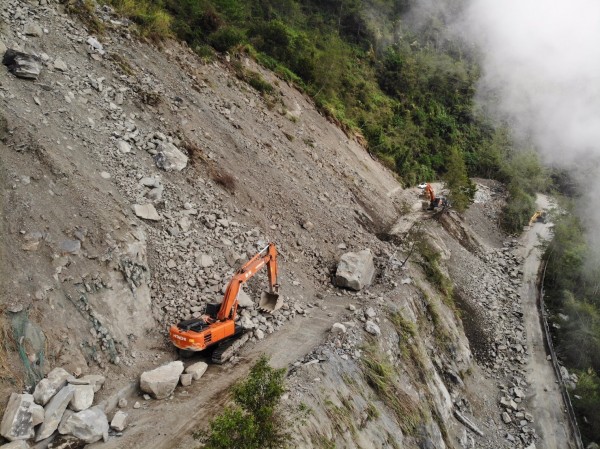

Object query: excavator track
[211,332,249,364]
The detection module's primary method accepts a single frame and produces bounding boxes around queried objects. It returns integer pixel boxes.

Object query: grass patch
[109,53,136,76]
[65,0,105,35]
[0,313,19,387]
[361,343,423,434]
[324,397,357,438]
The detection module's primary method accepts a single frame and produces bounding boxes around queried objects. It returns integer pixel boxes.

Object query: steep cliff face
[0,2,544,449]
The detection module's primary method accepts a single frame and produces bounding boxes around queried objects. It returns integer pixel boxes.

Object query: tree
[199,356,288,449]
[444,146,475,212]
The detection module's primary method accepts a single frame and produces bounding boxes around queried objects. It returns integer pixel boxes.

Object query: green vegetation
[196,356,288,449]
[544,204,600,444]
[361,343,423,433]
[94,0,515,193]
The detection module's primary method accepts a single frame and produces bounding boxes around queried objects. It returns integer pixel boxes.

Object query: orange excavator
[422,183,450,211]
[169,243,283,363]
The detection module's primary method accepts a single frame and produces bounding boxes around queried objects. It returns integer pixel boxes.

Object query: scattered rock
[110,411,128,432]
[180,374,193,387]
[53,58,68,72]
[59,407,108,444]
[153,142,188,171]
[69,385,94,412]
[0,393,37,441]
[34,367,71,405]
[335,249,375,291]
[24,22,43,37]
[0,441,31,449]
[140,361,184,399]
[3,50,42,80]
[364,320,381,336]
[36,385,76,441]
[185,362,208,381]
[75,375,105,393]
[237,289,253,308]
[133,203,161,221]
[59,240,81,256]
[117,140,131,153]
[331,323,347,334]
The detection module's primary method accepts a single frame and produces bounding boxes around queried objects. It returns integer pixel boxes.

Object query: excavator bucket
[259,291,283,313]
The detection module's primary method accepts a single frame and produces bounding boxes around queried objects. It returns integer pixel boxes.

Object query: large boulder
[0,440,31,448]
[0,393,37,441]
[2,50,42,80]
[71,375,105,393]
[36,385,75,442]
[185,362,208,381]
[335,249,375,291]
[154,142,188,171]
[47,435,86,449]
[34,367,71,405]
[69,385,94,412]
[58,407,108,444]
[140,361,184,399]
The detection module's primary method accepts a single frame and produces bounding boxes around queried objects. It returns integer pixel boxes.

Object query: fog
[463,0,600,263]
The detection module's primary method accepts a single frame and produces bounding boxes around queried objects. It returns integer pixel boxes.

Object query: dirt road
[519,195,575,448]
[92,292,357,449]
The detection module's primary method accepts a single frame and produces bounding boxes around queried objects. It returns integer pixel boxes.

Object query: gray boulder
[0,393,36,441]
[185,362,208,381]
[335,249,375,291]
[3,50,42,80]
[36,385,75,441]
[364,320,381,336]
[0,440,31,448]
[59,407,108,443]
[133,203,161,221]
[47,435,85,449]
[73,375,105,393]
[34,367,71,405]
[140,361,184,399]
[69,385,94,412]
[154,142,188,171]
[110,411,128,432]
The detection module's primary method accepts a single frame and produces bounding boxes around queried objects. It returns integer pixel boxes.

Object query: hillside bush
[197,356,288,449]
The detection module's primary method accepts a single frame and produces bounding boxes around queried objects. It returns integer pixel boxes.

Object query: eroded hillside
[0,2,572,449]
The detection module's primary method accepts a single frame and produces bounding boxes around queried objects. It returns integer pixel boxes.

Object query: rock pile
[139,360,208,400]
[0,368,122,446]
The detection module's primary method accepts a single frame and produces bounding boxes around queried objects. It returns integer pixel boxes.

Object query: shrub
[209,27,246,52]
[198,356,288,449]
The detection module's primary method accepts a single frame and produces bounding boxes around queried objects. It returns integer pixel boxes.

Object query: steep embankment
[0,2,574,449]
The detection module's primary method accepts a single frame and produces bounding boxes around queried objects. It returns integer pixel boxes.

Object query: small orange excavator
[422,183,450,211]
[169,243,282,363]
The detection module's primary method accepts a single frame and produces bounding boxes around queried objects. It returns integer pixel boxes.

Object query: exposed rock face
[2,50,42,80]
[335,250,375,291]
[0,393,36,441]
[58,407,108,443]
[36,385,75,442]
[140,361,184,399]
[33,367,71,405]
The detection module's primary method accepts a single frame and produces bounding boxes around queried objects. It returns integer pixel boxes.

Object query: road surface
[519,195,574,449]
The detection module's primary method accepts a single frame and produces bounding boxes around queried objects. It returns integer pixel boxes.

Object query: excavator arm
[216,243,279,321]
